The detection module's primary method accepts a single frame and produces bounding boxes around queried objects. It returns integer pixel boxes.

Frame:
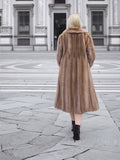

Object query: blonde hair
[67,13,82,28]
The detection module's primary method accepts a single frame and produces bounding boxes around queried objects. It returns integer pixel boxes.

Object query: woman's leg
[74,114,82,125]
[70,112,75,121]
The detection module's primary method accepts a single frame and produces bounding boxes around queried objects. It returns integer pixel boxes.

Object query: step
[14,46,34,51]
[95,46,108,51]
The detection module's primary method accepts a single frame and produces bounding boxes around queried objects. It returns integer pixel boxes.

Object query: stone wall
[0,0,120,51]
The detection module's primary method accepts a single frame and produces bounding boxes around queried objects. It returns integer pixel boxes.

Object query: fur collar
[66,27,87,34]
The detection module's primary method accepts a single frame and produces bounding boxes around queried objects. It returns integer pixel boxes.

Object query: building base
[108,45,120,51]
[0,45,13,51]
[34,45,48,51]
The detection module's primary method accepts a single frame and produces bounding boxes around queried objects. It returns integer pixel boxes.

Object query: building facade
[0,0,120,51]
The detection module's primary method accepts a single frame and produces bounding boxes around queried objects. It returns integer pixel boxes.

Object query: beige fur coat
[54,27,99,114]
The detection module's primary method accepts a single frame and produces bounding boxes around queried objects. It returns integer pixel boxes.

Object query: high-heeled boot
[71,120,75,131]
[73,124,80,142]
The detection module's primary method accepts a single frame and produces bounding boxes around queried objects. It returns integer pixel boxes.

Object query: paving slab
[0,152,20,160]
[75,149,120,160]
[26,145,89,160]
[0,51,120,160]
[0,131,40,147]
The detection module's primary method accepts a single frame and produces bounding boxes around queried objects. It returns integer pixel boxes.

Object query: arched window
[55,0,65,4]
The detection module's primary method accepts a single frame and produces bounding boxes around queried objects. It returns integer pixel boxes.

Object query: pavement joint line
[0,90,120,92]
[0,84,120,87]
[1,70,120,73]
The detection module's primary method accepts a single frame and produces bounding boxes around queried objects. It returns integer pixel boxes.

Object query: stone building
[0,0,120,51]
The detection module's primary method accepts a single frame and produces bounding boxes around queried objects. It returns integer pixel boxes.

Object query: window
[91,11,103,35]
[18,38,30,46]
[88,0,104,1]
[18,11,30,35]
[16,0,33,1]
[55,0,65,4]
[93,38,104,45]
[0,11,2,26]
[0,16,1,26]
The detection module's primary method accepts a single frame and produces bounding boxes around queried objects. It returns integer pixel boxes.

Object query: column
[113,0,118,25]
[43,0,46,26]
[37,0,43,25]
[8,0,11,26]
[82,0,86,28]
[78,0,83,20]
[109,0,113,26]
[2,0,11,26]
[2,0,8,26]
[76,0,78,13]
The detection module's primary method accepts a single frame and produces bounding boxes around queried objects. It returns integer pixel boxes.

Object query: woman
[54,13,99,142]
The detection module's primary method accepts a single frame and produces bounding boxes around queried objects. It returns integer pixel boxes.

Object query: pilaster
[37,0,43,26]
[113,0,118,26]
[2,0,11,26]
[2,0,8,26]
[109,0,113,26]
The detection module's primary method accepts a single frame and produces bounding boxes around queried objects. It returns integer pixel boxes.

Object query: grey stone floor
[0,51,120,160]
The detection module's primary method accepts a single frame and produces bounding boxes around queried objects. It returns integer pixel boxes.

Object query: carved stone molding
[35,26,47,35]
[109,26,120,34]
[13,4,34,9]
[0,26,12,34]
[48,3,71,15]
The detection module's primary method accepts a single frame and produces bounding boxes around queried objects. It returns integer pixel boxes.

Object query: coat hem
[54,106,99,114]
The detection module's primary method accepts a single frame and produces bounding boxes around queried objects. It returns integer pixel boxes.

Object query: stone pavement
[0,51,120,160]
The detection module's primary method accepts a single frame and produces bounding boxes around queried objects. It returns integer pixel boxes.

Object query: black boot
[71,120,75,132]
[73,124,80,142]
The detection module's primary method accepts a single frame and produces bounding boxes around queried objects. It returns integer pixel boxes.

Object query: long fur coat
[54,27,99,114]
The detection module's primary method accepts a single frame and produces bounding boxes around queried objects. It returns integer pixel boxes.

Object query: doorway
[54,13,66,50]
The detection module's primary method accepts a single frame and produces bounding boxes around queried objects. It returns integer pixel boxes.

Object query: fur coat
[54,27,99,114]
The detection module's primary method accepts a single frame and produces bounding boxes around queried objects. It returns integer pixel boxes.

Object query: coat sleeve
[85,33,96,68]
[56,35,63,66]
